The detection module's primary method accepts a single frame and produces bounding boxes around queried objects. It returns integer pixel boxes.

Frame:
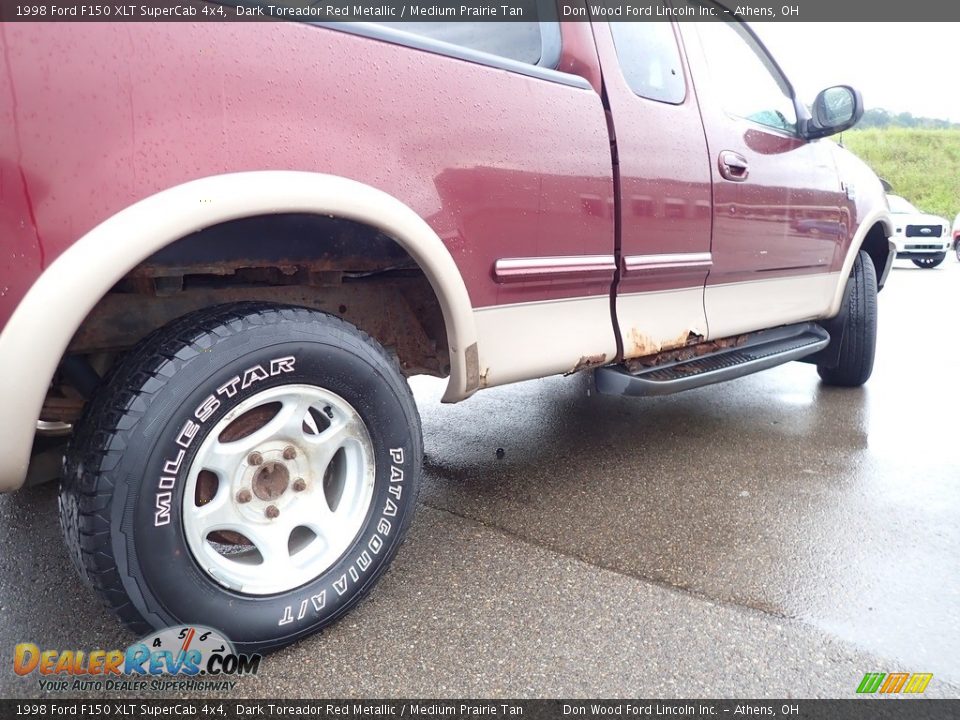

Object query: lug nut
[293,478,306,492]
[248,451,263,466]
[265,505,280,519]
[237,489,252,504]
[283,446,297,460]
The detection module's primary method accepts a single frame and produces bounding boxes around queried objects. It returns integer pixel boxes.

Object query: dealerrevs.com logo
[14,625,261,693]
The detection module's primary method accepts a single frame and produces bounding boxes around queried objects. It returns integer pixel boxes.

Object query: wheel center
[252,461,290,501]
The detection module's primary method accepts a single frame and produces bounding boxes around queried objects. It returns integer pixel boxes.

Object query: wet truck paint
[676,21,851,339]
[0,27,44,319]
[0,21,615,328]
[590,22,714,358]
[677,21,846,285]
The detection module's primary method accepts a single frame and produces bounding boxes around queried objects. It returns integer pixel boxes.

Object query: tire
[817,251,877,387]
[911,253,945,269]
[954,240,960,263]
[60,303,422,653]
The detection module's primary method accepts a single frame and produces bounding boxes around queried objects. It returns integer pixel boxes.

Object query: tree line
[857,108,960,130]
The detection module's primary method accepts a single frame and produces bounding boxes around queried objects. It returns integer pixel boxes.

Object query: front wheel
[912,253,945,269]
[817,251,877,387]
[60,303,422,653]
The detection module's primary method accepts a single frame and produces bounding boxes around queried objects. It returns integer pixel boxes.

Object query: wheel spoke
[200,442,252,480]
[242,523,296,570]
[284,491,352,557]
[191,485,246,536]
[301,417,354,479]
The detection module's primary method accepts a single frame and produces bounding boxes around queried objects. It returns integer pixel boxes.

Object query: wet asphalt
[1,259,958,699]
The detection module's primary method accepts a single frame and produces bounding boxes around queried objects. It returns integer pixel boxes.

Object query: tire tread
[817,251,878,387]
[60,303,420,641]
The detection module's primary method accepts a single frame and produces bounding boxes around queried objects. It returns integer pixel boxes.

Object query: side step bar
[594,323,830,397]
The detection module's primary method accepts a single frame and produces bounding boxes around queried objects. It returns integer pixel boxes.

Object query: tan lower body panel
[472,295,617,389]
[472,271,844,391]
[705,272,840,339]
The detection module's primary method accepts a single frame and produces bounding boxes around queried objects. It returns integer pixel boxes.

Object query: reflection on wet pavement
[416,260,960,681]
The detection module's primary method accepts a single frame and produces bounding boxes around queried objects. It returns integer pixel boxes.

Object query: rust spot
[565,353,607,376]
[38,393,84,423]
[627,329,661,358]
[253,462,290,502]
[219,402,281,443]
[479,367,490,389]
[209,530,253,546]
[67,275,449,379]
[195,470,219,507]
[464,342,480,392]
[624,332,749,372]
[626,329,703,359]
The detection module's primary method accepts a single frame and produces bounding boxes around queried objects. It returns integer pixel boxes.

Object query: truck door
[677,10,846,339]
[590,21,713,359]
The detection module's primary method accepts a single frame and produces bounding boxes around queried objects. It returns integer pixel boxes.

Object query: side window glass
[609,22,686,104]
[376,22,544,65]
[688,7,798,133]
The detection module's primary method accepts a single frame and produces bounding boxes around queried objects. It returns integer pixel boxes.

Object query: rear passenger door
[590,22,713,359]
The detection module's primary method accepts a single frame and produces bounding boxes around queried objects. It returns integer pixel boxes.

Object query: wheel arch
[826,211,894,317]
[0,171,479,493]
[859,219,896,291]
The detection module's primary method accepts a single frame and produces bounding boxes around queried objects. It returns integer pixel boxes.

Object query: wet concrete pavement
[1,259,958,698]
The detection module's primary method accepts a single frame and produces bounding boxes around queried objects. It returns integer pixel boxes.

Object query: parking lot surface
[2,260,958,699]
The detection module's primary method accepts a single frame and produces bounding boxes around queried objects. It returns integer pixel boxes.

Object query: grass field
[842,128,960,220]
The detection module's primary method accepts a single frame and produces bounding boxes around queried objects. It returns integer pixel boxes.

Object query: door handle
[719,150,749,181]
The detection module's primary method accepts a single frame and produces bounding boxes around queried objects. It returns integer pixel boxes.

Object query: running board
[594,323,830,397]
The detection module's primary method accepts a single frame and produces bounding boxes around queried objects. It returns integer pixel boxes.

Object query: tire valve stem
[265,505,280,519]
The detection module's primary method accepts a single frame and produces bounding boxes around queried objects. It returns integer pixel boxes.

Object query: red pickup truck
[0,17,893,652]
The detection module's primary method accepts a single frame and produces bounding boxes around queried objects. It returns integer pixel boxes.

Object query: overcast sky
[749,23,960,122]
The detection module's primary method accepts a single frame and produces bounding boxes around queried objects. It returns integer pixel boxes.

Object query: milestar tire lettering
[154,356,296,527]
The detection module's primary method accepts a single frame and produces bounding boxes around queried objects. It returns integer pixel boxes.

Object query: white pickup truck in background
[887,194,952,268]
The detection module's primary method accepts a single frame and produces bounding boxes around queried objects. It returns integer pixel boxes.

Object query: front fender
[827,144,893,316]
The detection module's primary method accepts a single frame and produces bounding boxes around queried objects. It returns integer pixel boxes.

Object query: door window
[689,9,797,133]
[609,22,686,104]
[376,22,544,65]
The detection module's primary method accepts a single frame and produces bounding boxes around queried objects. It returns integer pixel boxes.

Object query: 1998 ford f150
[0,12,894,652]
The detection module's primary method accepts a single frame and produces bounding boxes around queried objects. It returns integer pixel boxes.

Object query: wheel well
[48,213,450,424]
[859,221,892,290]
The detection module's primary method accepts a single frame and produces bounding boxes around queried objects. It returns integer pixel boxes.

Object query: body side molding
[493,255,617,283]
[0,171,478,493]
[622,252,713,277]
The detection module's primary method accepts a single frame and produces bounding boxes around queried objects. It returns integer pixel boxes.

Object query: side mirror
[802,85,863,139]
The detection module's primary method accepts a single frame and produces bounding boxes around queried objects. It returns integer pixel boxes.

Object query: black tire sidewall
[818,251,877,386]
[110,320,419,651]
